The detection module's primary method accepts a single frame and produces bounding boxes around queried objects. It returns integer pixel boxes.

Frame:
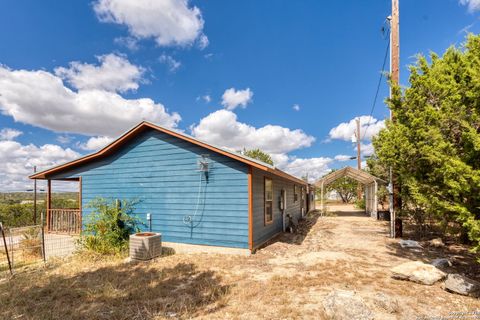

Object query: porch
[45,178,82,235]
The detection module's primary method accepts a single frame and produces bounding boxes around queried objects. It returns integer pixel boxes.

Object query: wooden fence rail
[47,209,82,234]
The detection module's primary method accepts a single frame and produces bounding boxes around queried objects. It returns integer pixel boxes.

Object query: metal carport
[315,167,386,218]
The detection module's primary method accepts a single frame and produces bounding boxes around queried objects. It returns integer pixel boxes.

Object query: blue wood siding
[251,168,305,247]
[49,129,249,248]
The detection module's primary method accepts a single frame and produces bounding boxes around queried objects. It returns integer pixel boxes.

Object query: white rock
[444,274,480,298]
[323,290,374,320]
[391,261,446,285]
[399,239,422,249]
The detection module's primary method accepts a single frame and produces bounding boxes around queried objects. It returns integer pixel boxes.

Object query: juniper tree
[373,34,480,251]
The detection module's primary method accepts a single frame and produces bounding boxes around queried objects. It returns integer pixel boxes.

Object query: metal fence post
[0,222,13,275]
[41,210,46,263]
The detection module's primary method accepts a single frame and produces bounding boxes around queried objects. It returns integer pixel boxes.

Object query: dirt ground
[1,207,479,319]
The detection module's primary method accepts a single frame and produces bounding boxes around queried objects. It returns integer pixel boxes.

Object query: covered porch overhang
[315,167,386,218]
[32,176,82,235]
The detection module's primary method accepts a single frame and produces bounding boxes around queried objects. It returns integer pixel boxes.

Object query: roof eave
[29,121,305,185]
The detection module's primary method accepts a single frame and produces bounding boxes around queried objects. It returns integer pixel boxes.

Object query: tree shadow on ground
[386,240,480,282]
[331,210,368,218]
[1,262,230,320]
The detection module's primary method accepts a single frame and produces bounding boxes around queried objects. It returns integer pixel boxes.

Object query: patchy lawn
[1,208,479,319]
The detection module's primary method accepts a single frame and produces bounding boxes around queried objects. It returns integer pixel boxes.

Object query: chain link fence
[1,219,78,279]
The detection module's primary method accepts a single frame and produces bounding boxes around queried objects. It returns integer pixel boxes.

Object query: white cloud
[221,88,253,110]
[190,109,328,181]
[269,153,290,167]
[114,36,140,51]
[359,142,375,157]
[329,116,385,142]
[196,94,211,103]
[93,0,207,47]
[0,128,22,140]
[159,54,181,72]
[78,136,114,151]
[191,109,315,154]
[458,22,476,35]
[334,154,353,162]
[460,0,480,12]
[54,53,144,93]
[0,62,181,137]
[197,34,209,50]
[292,104,300,111]
[0,140,80,191]
[56,135,72,144]
[361,160,367,169]
[204,53,214,60]
[279,157,333,182]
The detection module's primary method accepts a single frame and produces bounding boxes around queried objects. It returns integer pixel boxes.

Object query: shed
[30,121,310,253]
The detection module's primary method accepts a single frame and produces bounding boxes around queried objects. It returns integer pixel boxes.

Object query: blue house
[31,121,313,253]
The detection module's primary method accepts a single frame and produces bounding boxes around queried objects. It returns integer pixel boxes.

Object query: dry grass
[1,209,479,320]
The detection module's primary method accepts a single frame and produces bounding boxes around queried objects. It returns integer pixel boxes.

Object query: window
[301,187,305,203]
[264,177,273,224]
[294,185,298,202]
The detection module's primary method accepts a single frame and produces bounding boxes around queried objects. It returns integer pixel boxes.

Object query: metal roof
[30,121,307,185]
[315,166,386,187]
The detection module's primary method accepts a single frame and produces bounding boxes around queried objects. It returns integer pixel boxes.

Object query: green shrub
[79,198,143,255]
[355,198,366,210]
[0,203,34,227]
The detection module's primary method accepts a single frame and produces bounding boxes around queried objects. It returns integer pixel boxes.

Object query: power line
[362,29,391,140]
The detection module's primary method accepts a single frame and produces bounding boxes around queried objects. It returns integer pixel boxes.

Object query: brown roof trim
[29,121,307,185]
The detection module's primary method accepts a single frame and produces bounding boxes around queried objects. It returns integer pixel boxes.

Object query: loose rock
[443,274,480,298]
[431,258,452,268]
[373,292,399,313]
[399,240,422,249]
[391,261,446,285]
[429,238,444,247]
[322,290,374,320]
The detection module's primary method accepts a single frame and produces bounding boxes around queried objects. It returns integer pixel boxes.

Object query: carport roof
[315,166,386,187]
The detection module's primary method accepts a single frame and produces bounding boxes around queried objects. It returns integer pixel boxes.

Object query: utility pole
[355,118,362,200]
[389,0,400,237]
[356,118,361,171]
[33,166,37,224]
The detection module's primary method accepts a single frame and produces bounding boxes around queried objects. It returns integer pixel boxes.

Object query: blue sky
[0,0,479,190]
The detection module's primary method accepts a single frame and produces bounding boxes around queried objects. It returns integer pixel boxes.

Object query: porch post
[78,177,82,234]
[374,180,378,219]
[46,179,51,232]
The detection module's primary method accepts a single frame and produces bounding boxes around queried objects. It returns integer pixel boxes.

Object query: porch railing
[47,209,82,235]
